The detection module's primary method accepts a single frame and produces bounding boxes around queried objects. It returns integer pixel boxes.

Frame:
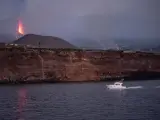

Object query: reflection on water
[17,88,27,120]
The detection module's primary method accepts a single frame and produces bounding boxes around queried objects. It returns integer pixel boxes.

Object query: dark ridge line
[0,78,160,85]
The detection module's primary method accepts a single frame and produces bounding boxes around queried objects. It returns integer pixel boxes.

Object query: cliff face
[0,47,160,83]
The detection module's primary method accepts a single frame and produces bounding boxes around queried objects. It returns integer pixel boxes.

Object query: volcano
[13,34,77,49]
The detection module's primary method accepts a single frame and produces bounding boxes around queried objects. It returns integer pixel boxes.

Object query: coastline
[0,79,160,85]
[0,46,160,84]
[0,71,160,85]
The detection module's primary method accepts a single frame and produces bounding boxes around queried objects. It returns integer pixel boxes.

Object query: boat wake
[125,86,143,89]
[155,86,160,88]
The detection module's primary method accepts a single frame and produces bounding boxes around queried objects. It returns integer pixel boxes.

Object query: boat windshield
[114,82,122,85]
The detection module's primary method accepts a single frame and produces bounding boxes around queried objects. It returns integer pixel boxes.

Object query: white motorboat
[106,81,126,90]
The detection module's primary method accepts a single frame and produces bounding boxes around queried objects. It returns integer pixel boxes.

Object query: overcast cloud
[0,0,159,48]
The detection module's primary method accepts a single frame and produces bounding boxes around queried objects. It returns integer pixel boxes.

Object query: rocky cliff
[0,47,160,83]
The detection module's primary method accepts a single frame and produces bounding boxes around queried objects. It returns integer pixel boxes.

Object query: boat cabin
[114,82,123,86]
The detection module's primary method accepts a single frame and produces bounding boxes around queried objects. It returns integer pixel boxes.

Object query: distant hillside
[114,39,160,52]
[149,46,160,52]
[13,34,77,49]
[70,38,120,50]
[0,34,15,43]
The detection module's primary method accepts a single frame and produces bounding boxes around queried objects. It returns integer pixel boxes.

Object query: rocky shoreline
[0,46,160,84]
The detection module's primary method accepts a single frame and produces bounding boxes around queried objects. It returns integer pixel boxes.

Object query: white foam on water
[155,86,160,88]
[125,86,143,89]
[107,86,144,90]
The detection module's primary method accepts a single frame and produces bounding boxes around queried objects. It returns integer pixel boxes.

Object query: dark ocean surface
[0,80,160,120]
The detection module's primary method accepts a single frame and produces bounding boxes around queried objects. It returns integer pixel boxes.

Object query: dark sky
[0,0,159,48]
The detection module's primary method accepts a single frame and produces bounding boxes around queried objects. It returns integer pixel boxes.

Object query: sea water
[0,80,160,120]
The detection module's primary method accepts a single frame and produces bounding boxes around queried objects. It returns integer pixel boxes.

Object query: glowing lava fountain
[18,20,24,35]
[16,19,25,39]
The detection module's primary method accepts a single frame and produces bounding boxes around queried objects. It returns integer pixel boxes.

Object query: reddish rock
[0,47,160,83]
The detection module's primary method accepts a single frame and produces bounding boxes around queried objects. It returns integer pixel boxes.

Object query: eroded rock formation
[0,47,160,83]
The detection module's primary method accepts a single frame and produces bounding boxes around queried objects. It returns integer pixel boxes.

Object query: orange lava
[18,20,24,35]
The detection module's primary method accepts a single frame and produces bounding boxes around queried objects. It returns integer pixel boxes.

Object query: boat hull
[106,85,126,90]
